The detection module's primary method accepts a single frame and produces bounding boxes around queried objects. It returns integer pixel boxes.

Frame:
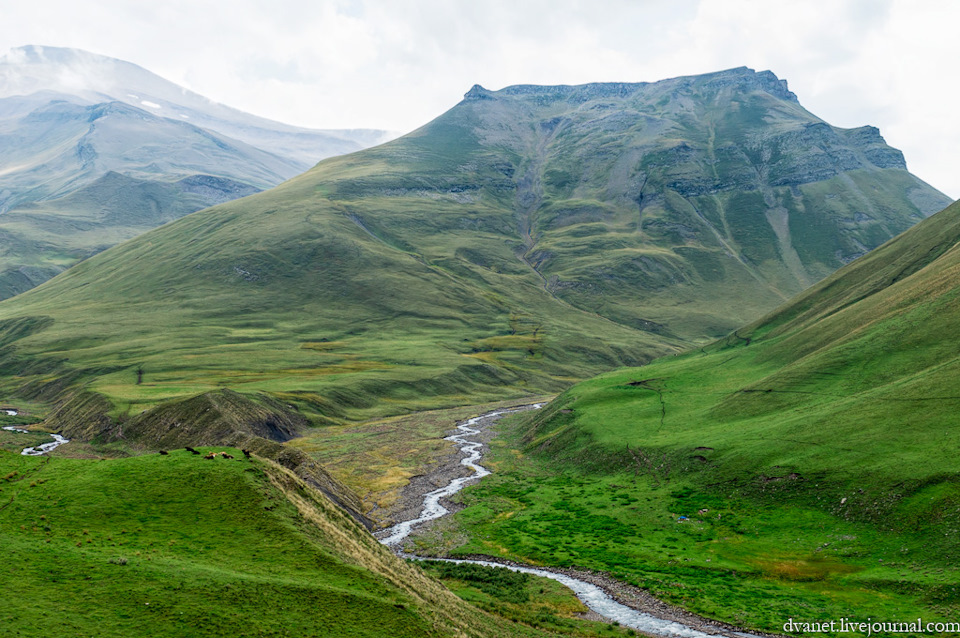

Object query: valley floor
[6,394,956,637]
[297,401,957,638]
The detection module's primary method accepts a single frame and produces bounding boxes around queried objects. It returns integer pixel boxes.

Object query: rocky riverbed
[376,405,776,638]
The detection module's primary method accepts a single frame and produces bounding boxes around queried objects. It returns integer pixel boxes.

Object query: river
[2,424,70,456]
[377,405,763,638]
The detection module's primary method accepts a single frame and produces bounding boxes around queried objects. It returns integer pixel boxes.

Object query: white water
[378,407,523,546]
[377,405,746,638]
[407,554,715,638]
[20,433,70,456]
[2,425,70,455]
[4,409,16,416]
[2,425,28,434]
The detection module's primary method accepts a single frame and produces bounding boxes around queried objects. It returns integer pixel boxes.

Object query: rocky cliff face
[440,68,951,334]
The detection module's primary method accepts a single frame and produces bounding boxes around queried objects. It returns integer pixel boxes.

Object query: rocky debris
[233,266,260,281]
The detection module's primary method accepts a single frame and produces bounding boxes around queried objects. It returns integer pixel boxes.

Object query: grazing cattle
[158,450,169,455]
[203,453,216,460]
[242,449,252,458]
[221,453,235,459]
[185,447,200,455]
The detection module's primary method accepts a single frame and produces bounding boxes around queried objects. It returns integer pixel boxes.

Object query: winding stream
[377,406,525,546]
[2,424,70,456]
[377,406,756,638]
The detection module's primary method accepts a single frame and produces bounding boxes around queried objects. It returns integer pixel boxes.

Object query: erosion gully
[376,405,766,638]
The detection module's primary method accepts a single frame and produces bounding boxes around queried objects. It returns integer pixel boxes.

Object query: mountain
[452,198,960,631]
[0,45,391,297]
[0,45,392,167]
[0,67,949,436]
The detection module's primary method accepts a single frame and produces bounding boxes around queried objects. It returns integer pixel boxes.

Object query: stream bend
[377,405,760,638]
[2,425,70,456]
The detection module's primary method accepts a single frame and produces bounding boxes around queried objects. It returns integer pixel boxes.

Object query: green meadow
[425,200,960,635]
[0,443,609,637]
[0,71,953,637]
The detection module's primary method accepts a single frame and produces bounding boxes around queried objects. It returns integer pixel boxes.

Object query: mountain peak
[9,44,105,63]
[464,84,493,100]
[702,66,797,101]
[462,67,797,107]
[0,45,390,167]
[0,45,152,100]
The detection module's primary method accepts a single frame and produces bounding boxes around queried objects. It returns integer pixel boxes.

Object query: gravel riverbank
[377,404,780,638]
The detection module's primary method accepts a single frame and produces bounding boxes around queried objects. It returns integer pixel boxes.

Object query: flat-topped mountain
[446,68,948,336]
[0,45,391,297]
[0,67,948,437]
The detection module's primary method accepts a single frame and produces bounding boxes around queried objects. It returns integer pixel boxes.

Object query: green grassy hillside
[0,445,580,637]
[0,67,947,433]
[0,172,260,297]
[440,199,960,634]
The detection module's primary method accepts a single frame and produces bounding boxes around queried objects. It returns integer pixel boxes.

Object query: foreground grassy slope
[437,200,960,633]
[0,68,947,429]
[0,445,574,637]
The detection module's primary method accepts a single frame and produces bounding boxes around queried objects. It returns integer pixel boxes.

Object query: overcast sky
[1,0,957,197]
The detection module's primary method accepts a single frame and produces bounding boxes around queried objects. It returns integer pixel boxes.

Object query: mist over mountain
[0,45,392,297]
[0,45,392,166]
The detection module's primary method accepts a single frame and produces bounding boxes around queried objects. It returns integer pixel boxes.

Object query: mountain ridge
[0,65,948,435]
[467,66,798,103]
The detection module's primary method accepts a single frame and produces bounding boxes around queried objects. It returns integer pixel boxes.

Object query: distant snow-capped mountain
[0,45,393,166]
[0,45,393,298]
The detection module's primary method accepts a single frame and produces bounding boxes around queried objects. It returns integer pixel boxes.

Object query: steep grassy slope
[0,172,260,297]
[0,67,947,431]
[0,445,574,637]
[442,199,960,633]
[0,140,671,427]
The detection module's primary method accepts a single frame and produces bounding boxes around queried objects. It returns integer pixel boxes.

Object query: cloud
[0,0,956,196]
